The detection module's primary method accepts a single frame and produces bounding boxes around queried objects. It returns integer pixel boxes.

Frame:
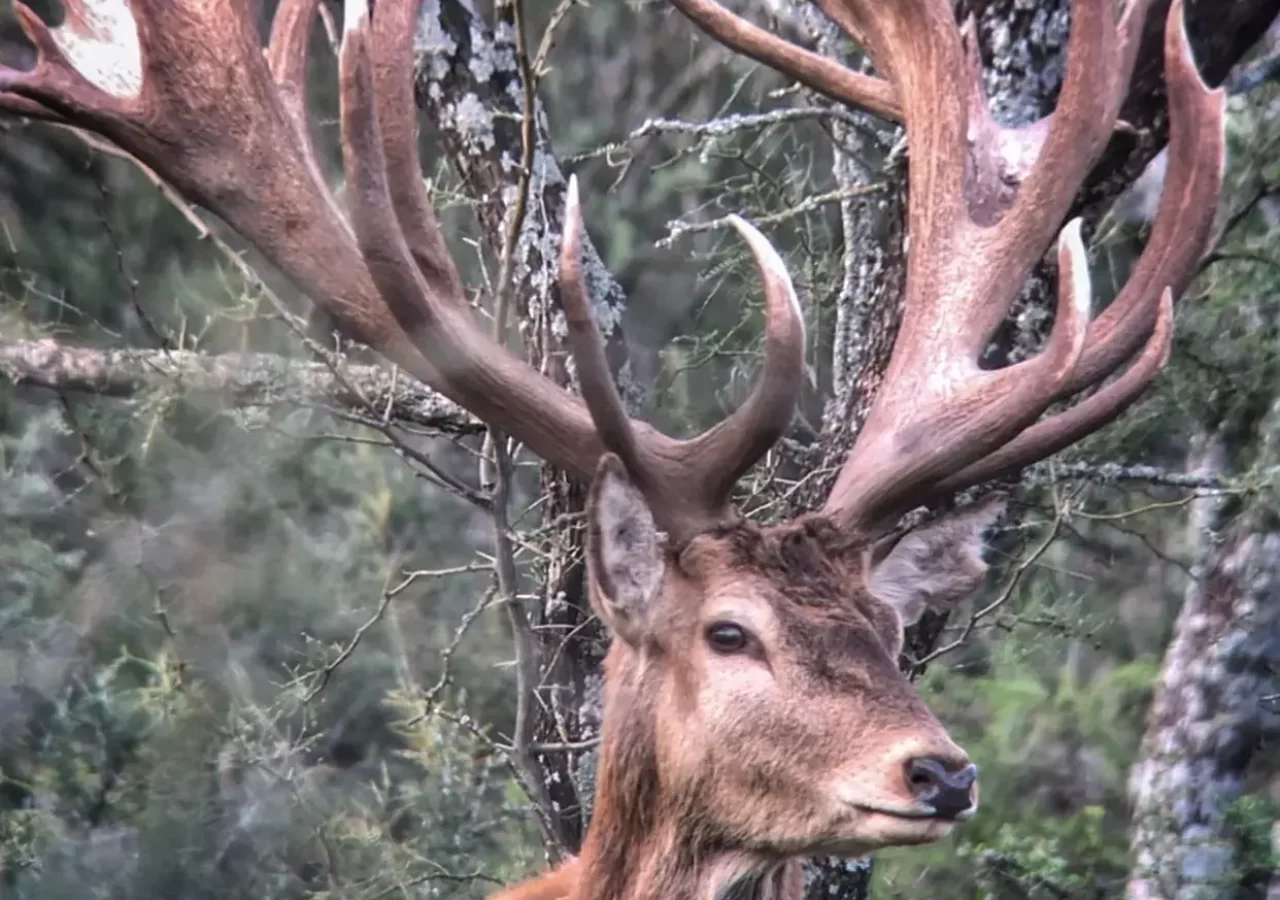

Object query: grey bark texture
[411,0,640,407]
[1126,426,1280,900]
[0,338,479,435]
[1126,376,1280,895]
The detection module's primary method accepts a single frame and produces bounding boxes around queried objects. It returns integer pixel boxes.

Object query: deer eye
[705,621,749,654]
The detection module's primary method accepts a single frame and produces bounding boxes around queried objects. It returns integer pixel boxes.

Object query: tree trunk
[1125,22,1280,895]
[1126,414,1280,900]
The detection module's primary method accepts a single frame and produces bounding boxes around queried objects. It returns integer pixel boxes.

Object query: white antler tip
[727,215,786,283]
[1058,218,1092,319]
[727,215,804,333]
[566,173,580,211]
[345,0,371,34]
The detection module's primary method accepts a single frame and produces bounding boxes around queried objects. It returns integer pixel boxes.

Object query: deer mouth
[810,796,978,853]
[855,801,978,823]
[855,803,940,819]
[807,807,959,858]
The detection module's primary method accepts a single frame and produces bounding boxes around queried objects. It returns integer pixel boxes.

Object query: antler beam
[0,0,806,545]
[767,0,1226,532]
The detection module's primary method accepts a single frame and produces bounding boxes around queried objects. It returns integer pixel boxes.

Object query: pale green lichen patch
[450,93,497,153]
[415,0,458,82]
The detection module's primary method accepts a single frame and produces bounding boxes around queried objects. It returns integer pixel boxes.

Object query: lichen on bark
[409,0,639,406]
[1127,407,1280,899]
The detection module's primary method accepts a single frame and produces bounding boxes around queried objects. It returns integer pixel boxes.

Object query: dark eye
[705,621,749,654]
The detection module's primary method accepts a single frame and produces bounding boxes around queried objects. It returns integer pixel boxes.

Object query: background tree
[1,1,1279,899]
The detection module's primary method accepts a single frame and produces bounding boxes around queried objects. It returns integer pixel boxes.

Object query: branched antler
[0,0,805,544]
[0,0,1226,541]
[663,0,1224,532]
[815,0,1224,532]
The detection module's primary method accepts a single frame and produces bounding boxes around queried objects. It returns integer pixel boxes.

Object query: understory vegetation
[2,1,1279,898]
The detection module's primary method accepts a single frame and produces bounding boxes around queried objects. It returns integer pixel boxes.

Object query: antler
[671,0,1224,532]
[0,0,805,544]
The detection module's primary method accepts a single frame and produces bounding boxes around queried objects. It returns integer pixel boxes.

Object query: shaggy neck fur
[574,519,861,900]
[574,647,802,900]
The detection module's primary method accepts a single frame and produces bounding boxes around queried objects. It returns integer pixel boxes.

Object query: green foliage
[2,3,1279,899]
[873,573,1163,899]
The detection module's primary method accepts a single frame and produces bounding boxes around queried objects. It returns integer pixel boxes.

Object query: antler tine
[0,0,400,358]
[366,0,469,304]
[928,0,1226,499]
[348,0,806,543]
[1054,0,1224,395]
[933,290,1175,498]
[676,211,806,508]
[266,0,350,232]
[559,177,650,485]
[774,0,1225,533]
[559,176,807,542]
[666,0,901,121]
[336,0,622,481]
[979,0,1151,322]
[1,0,610,478]
[821,217,1093,529]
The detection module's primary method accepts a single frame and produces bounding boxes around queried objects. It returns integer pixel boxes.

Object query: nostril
[904,757,947,801]
[904,756,979,819]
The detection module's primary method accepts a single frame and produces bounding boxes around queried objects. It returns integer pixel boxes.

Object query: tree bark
[1126,315,1280,900]
[1127,423,1280,900]
[0,338,478,434]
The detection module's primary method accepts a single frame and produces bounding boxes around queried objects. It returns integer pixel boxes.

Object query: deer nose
[904,756,978,820]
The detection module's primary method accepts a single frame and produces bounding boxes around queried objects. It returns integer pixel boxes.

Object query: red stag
[0,0,1223,898]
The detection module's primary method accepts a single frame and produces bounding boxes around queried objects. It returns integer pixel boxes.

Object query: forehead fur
[680,516,866,605]
[673,516,912,694]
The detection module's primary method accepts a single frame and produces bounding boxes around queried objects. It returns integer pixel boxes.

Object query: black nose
[904,757,978,819]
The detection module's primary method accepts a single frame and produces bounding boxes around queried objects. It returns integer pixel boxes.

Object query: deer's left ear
[866,496,1005,627]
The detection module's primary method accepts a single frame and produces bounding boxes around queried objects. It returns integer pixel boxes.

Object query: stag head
[582,458,996,862]
[0,0,1224,897]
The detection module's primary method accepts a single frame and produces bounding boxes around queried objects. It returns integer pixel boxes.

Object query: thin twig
[482,0,560,844]
[1021,460,1233,490]
[911,506,1066,668]
[304,562,402,703]
[659,184,883,246]
[566,106,872,165]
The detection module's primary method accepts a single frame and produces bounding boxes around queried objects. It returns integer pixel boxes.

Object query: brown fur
[493,489,994,900]
[489,860,577,900]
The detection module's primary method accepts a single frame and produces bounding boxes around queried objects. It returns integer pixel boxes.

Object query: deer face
[586,456,998,858]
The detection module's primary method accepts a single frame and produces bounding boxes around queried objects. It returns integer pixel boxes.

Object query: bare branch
[1022,460,1235,491]
[660,184,884,246]
[0,338,481,435]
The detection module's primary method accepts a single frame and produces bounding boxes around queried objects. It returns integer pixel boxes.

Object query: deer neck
[572,658,802,900]
[575,831,801,900]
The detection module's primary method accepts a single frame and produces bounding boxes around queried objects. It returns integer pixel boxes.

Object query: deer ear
[867,496,1005,627]
[586,454,665,646]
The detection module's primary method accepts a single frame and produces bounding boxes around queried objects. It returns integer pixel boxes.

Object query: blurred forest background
[1,0,1280,898]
